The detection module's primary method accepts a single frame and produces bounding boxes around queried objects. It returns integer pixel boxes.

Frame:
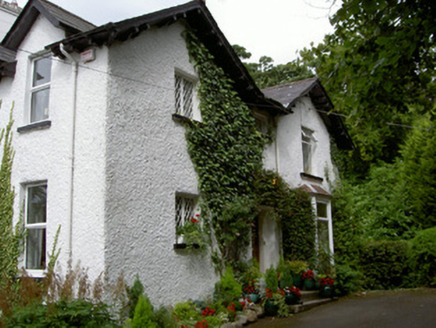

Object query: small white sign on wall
[80,49,95,63]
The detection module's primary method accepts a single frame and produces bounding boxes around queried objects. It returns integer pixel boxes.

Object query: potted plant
[302,270,316,290]
[175,214,208,251]
[318,277,334,298]
[284,286,302,305]
[287,260,309,289]
[244,280,260,304]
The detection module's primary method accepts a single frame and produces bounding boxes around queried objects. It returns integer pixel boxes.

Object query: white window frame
[174,70,201,121]
[302,127,316,174]
[29,54,52,124]
[24,182,47,277]
[175,193,199,243]
[313,198,334,257]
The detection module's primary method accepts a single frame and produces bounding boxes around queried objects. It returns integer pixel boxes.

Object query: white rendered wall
[275,97,337,192]
[0,15,107,281]
[104,22,217,306]
[0,16,75,277]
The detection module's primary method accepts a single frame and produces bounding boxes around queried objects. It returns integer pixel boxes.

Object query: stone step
[300,290,321,302]
[289,298,337,314]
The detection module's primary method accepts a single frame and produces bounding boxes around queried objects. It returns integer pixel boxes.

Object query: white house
[0,0,353,305]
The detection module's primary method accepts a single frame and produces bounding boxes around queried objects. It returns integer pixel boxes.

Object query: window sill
[173,243,200,250]
[21,269,46,279]
[17,120,51,133]
[172,114,203,127]
[300,172,324,183]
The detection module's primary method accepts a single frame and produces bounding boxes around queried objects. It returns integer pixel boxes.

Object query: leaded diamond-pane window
[175,194,196,230]
[175,74,194,118]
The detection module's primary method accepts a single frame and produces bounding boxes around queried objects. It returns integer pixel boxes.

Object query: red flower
[227,302,236,312]
[196,214,200,217]
[202,306,216,317]
[190,218,199,223]
[302,270,315,280]
[265,288,273,298]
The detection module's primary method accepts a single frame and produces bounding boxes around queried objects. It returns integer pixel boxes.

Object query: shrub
[131,294,156,328]
[126,276,144,319]
[265,266,278,293]
[214,267,242,305]
[408,227,436,287]
[334,264,363,296]
[359,240,409,289]
[6,299,117,328]
[172,301,198,322]
[153,305,177,328]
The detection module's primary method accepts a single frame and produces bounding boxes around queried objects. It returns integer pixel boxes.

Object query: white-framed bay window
[25,183,47,273]
[29,56,51,123]
[314,199,334,257]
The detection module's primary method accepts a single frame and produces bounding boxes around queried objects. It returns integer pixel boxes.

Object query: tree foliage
[233,45,314,89]
[301,0,436,162]
[400,116,436,229]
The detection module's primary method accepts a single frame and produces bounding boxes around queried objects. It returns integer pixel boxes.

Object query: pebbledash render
[0,0,353,305]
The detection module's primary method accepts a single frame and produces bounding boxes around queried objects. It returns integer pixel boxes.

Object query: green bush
[172,301,198,322]
[359,240,409,289]
[6,299,117,328]
[131,294,156,328]
[265,266,278,293]
[334,264,363,296]
[153,305,177,328]
[214,267,242,305]
[126,276,144,319]
[408,227,436,287]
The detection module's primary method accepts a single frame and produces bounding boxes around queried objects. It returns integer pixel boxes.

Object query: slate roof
[263,78,354,150]
[46,1,285,114]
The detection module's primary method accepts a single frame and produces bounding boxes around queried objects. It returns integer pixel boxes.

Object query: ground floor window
[25,183,47,271]
[314,200,334,257]
[175,193,198,243]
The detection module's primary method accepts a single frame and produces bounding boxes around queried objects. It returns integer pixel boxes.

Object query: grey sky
[18,0,340,64]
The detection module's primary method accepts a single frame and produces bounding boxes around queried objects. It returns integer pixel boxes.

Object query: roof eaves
[47,1,286,114]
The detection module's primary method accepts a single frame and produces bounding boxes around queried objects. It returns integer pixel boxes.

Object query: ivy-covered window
[302,127,315,174]
[175,73,194,119]
[25,183,47,272]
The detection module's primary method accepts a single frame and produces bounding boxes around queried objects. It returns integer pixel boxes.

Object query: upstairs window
[302,127,315,174]
[30,57,51,123]
[175,74,194,119]
[25,183,47,271]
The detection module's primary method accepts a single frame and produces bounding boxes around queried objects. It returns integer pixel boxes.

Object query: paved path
[249,289,436,328]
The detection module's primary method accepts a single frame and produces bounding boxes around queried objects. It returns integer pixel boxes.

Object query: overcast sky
[18,0,340,65]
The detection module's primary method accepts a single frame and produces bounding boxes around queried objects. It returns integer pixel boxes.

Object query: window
[25,184,47,271]
[315,201,332,256]
[175,194,197,230]
[30,57,51,123]
[174,74,194,119]
[302,127,315,174]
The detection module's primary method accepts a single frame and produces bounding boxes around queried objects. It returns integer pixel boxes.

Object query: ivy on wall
[183,30,315,269]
